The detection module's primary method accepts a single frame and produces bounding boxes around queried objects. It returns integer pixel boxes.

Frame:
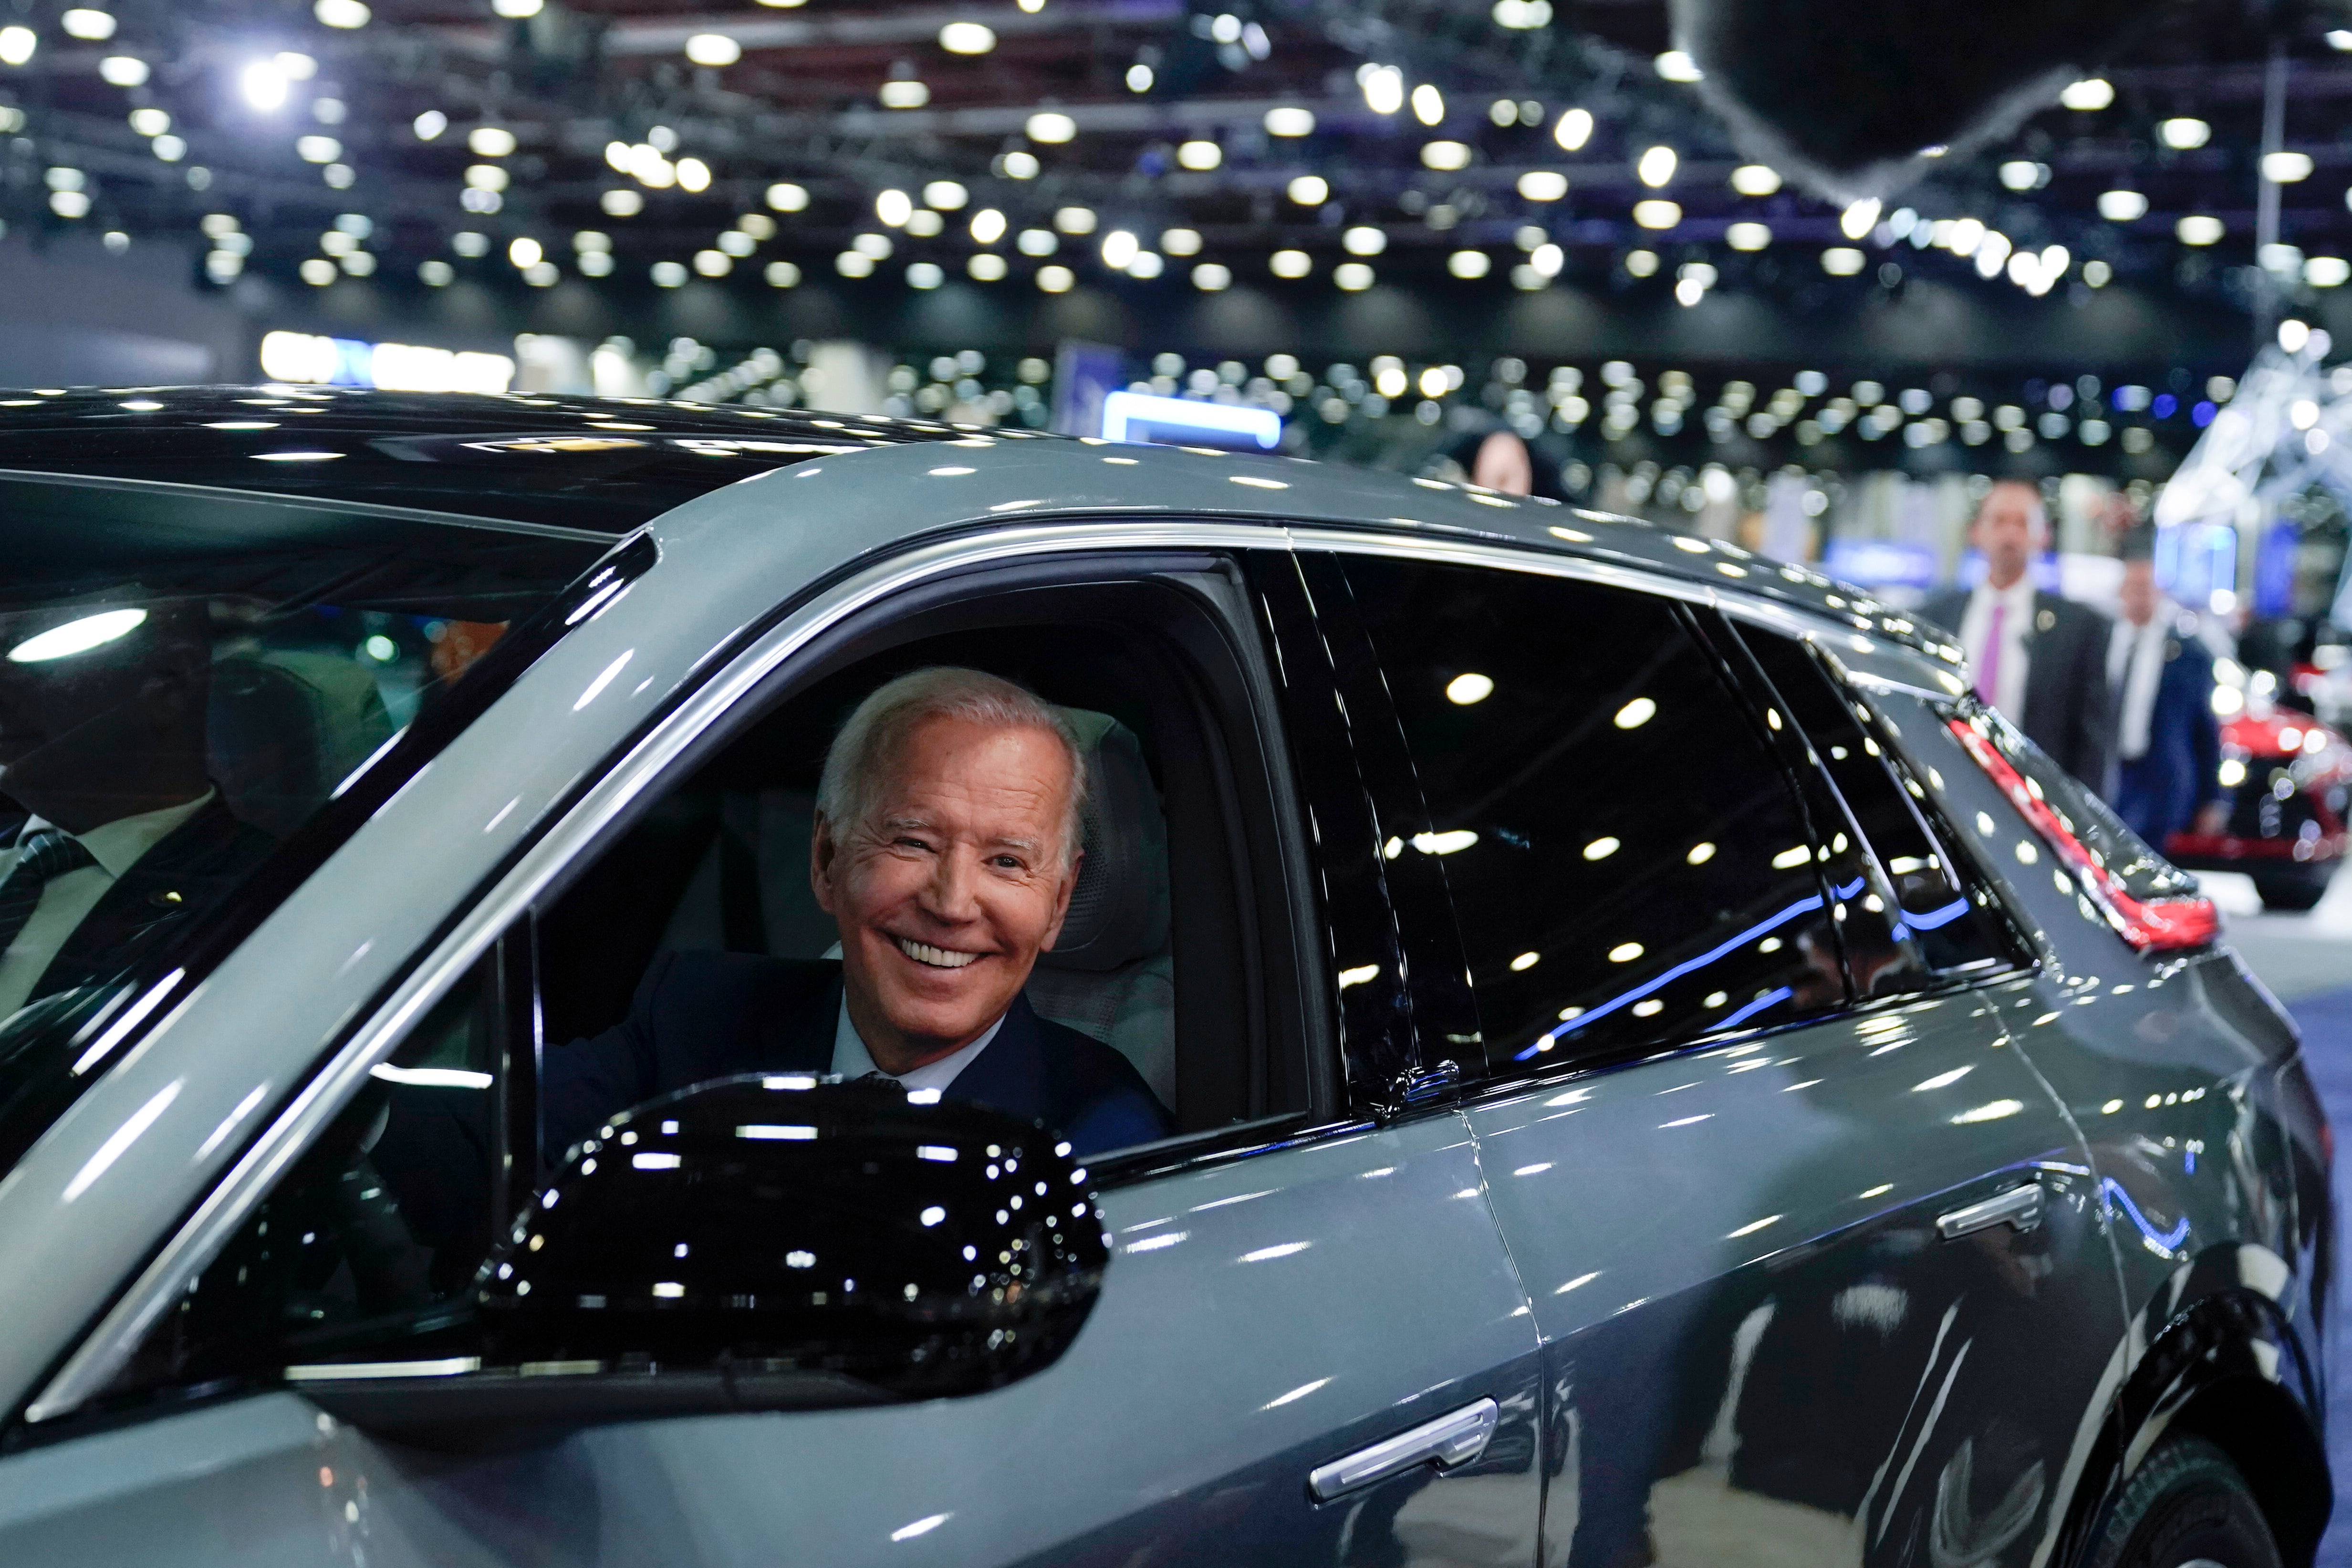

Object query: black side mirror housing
[299,1076,1110,1445]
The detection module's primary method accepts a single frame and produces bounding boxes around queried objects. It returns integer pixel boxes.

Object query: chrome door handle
[1936,1180,2044,1241]
[1309,1397,1499,1502]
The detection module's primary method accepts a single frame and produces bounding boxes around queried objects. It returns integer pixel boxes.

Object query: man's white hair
[817,665,1088,869]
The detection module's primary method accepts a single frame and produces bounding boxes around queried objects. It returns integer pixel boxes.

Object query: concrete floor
[2202,871,2352,1568]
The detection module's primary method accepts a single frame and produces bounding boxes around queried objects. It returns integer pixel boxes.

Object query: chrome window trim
[28,517,1291,1426]
[0,467,618,545]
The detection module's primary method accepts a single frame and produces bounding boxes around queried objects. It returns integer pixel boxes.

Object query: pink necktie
[1976,602,2004,705]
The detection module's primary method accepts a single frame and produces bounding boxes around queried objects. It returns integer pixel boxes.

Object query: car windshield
[0,472,614,1174]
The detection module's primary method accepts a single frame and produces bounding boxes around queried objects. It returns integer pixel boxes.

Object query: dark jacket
[2108,625,2225,847]
[1920,587,2115,789]
[541,952,1174,1160]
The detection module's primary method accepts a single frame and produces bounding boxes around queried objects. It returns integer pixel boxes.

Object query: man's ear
[809,814,839,916]
[1038,849,1084,952]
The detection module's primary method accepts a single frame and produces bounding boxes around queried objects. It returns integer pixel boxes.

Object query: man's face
[2119,559,2157,625]
[812,715,1079,1067]
[1471,431,1534,497]
[1971,485,2042,588]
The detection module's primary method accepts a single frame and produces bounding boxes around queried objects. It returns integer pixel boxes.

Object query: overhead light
[2331,28,2352,48]
[9,609,146,664]
[468,125,517,157]
[1360,63,1404,115]
[315,0,371,26]
[1998,160,2045,190]
[1553,107,1593,151]
[1288,174,1329,205]
[2059,77,2113,111]
[685,32,740,65]
[1653,50,1702,82]
[1821,247,1865,275]
[1421,140,1472,171]
[0,26,33,64]
[1727,221,1771,251]
[2306,256,2351,287]
[2159,117,2209,149]
[1517,170,1568,201]
[880,80,930,108]
[297,136,341,163]
[1448,249,1490,279]
[766,181,808,211]
[2175,214,2223,246]
[414,110,448,140]
[1492,0,1552,27]
[1161,227,1201,255]
[969,207,1006,243]
[1636,145,1676,187]
[1027,111,1077,142]
[128,107,169,135]
[1632,199,1681,229]
[61,8,115,40]
[939,21,994,53]
[1054,205,1096,234]
[2263,150,2313,183]
[1729,164,1780,196]
[602,188,644,216]
[1035,263,1074,292]
[1342,225,1386,255]
[1191,262,1231,291]
[1270,249,1311,278]
[1839,198,1880,239]
[1100,228,1138,269]
[998,149,1040,178]
[876,188,912,225]
[1177,139,1222,170]
[1264,105,1315,137]
[240,60,289,110]
[1335,261,1374,291]
[151,134,185,160]
[492,0,543,16]
[967,253,1006,281]
[463,161,506,189]
[1018,227,1058,255]
[276,50,317,79]
[676,157,710,191]
[1410,84,1444,125]
[98,55,147,86]
[852,231,893,259]
[924,179,967,209]
[652,260,688,287]
[1126,62,1153,92]
[509,236,542,267]
[2098,189,2147,221]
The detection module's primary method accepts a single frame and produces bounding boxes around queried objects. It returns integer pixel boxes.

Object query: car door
[1297,541,2129,1568]
[0,535,1544,1568]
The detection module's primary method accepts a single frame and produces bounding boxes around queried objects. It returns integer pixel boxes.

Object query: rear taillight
[1947,719,2219,953]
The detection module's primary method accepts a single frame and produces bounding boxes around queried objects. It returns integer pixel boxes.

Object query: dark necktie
[0,829,98,955]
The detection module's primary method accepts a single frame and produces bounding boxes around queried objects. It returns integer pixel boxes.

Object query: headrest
[208,650,396,838]
[1037,708,1169,974]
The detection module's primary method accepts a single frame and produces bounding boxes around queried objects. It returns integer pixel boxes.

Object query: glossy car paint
[0,415,2325,1565]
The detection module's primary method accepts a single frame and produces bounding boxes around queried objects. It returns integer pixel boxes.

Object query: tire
[2253,874,2329,913]
[2081,1434,2282,1568]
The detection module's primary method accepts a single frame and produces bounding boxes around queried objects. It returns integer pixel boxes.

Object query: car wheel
[2081,1435,2282,1568]
[2252,874,2329,913]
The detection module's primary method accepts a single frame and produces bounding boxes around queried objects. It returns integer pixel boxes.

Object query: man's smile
[894,935,982,970]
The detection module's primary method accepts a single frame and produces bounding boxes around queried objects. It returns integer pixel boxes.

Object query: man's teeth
[896,937,978,969]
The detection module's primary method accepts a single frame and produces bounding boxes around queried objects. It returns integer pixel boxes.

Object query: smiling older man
[541,666,1173,1159]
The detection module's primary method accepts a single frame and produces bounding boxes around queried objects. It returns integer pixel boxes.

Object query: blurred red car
[2164,706,2350,910]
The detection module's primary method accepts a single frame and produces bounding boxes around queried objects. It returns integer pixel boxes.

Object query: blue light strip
[2100,1176,2190,1253]
[1716,986,1793,1031]
[1901,897,1971,931]
[1513,893,1826,1060]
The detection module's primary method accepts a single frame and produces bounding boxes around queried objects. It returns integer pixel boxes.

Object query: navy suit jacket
[2110,629,2225,846]
[1920,588,2115,789]
[541,952,1174,1160]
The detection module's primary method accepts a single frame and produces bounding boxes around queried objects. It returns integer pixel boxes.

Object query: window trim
[25,518,1332,1428]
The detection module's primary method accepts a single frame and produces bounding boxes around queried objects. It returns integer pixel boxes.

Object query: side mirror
[299,1076,1110,1445]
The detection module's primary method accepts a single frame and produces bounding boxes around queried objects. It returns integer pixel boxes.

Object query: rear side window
[1736,626,2022,977]
[1332,555,1844,1070]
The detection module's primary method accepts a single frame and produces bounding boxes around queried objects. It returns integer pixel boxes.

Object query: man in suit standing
[0,599,274,1026]
[543,666,1172,1159]
[2106,550,2229,847]
[1921,481,2116,789]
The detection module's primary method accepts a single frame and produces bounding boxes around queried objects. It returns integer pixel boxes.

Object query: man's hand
[2193,801,2231,838]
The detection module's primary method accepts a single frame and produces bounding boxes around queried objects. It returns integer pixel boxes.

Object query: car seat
[208,650,397,839]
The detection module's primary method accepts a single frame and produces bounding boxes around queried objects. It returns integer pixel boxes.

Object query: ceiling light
[9,609,146,664]
[1027,111,1077,143]
[414,110,448,140]
[0,26,33,64]
[1448,249,1490,279]
[939,21,994,53]
[685,33,740,65]
[2331,28,2352,48]
[1342,225,1385,255]
[1636,145,1676,187]
[469,125,517,157]
[1126,62,1153,92]
[297,136,341,163]
[877,188,913,225]
[491,0,542,16]
[1492,0,1551,27]
[997,149,1040,178]
[1037,264,1074,292]
[151,134,184,161]
[1161,227,1201,255]
[767,182,808,211]
[1264,106,1315,137]
[853,232,893,259]
[675,157,710,191]
[509,236,542,267]
[969,207,1006,244]
[1270,249,1311,278]
[2158,117,2209,149]
[1410,84,1444,126]
[276,50,316,78]
[1518,170,1568,201]
[1191,262,1231,291]
[2059,77,2113,111]
[967,253,1006,281]
[693,250,730,277]
[653,260,688,287]
[1177,140,1222,170]
[316,0,371,25]
[1288,174,1328,205]
[1727,221,1771,251]
[1998,160,2044,190]
[1421,140,1472,171]
[2098,189,2148,221]
[1822,247,1865,275]
[1018,228,1057,255]
[128,107,169,135]
[61,8,115,40]
[1840,198,1881,239]
[2306,256,2351,287]
[1335,261,1374,291]
[1653,50,1702,82]
[1101,228,1139,268]
[717,230,755,256]
[1729,164,1780,196]
[736,212,775,239]
[2176,214,2223,246]
[2263,150,2313,183]
[1361,64,1403,115]
[603,188,645,217]
[1055,205,1096,234]
[1632,199,1681,229]
[925,179,968,209]
[240,61,289,110]
[1128,250,1162,280]
[98,56,147,86]
[463,161,506,189]
[881,80,930,108]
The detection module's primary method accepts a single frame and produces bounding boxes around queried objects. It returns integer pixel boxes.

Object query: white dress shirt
[0,790,215,1019]
[1957,577,2037,723]
[2107,612,2171,763]
[831,995,1005,1092]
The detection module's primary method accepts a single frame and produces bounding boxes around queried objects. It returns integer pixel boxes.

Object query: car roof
[0,386,1956,668]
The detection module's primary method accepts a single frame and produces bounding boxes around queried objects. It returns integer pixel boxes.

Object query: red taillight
[1947,718,2219,953]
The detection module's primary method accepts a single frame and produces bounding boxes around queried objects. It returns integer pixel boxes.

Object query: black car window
[1735,625,2023,977]
[1331,554,1846,1071]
